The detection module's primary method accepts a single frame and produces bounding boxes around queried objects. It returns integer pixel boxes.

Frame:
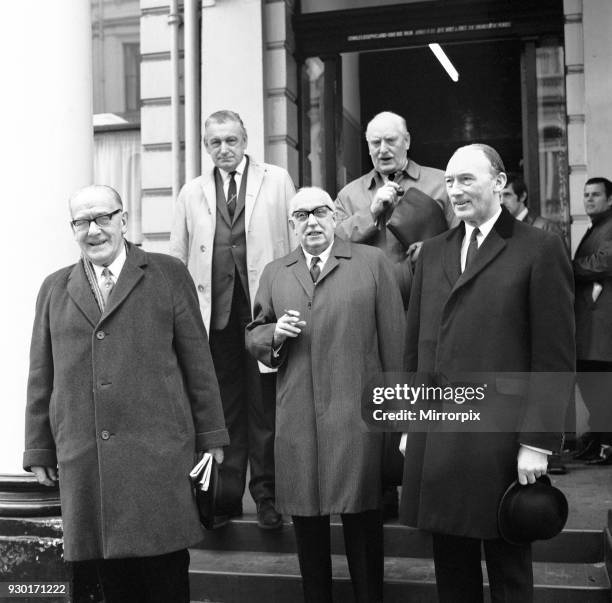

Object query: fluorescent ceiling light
[429,43,459,82]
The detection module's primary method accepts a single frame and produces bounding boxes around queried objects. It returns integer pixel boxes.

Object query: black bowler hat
[498,475,568,545]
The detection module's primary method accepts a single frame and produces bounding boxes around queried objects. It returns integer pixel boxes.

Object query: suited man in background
[334,110,456,518]
[335,110,456,306]
[500,173,562,235]
[400,144,575,602]
[25,185,228,602]
[573,177,612,465]
[170,110,296,528]
[246,187,405,602]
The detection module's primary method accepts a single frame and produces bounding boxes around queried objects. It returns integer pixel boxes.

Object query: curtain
[93,129,142,244]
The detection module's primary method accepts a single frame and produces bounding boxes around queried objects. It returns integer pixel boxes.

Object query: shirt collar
[219,155,247,181]
[516,207,529,222]
[301,240,334,268]
[464,206,502,241]
[367,157,414,190]
[92,243,127,281]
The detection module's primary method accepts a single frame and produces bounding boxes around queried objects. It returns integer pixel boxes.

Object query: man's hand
[273,310,306,347]
[31,466,58,487]
[517,446,548,485]
[370,181,402,217]
[406,241,423,263]
[206,447,224,464]
[399,433,407,457]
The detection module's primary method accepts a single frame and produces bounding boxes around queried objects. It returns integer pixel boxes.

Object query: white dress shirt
[460,207,501,273]
[219,156,247,198]
[92,244,127,288]
[302,240,334,273]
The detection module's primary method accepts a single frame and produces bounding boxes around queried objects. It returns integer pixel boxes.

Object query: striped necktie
[101,267,115,307]
[310,256,321,282]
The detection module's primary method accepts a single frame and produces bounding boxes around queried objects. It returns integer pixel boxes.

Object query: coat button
[96,331,105,340]
[100,430,111,440]
[198,284,204,292]
[200,245,206,252]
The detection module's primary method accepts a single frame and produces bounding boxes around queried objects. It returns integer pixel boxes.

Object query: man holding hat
[399,144,575,602]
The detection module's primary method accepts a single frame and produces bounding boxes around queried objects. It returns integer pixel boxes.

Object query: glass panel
[91,0,140,126]
[302,57,325,187]
[94,130,142,244]
[536,41,570,240]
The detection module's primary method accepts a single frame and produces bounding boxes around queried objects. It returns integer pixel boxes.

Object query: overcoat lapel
[442,226,463,286]
[67,263,102,327]
[103,244,146,320]
[446,208,513,295]
[317,237,351,285]
[244,157,264,230]
[201,171,220,226]
[211,168,232,228]
[286,247,314,297]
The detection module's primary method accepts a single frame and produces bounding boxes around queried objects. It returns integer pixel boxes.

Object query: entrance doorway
[358,40,522,174]
[301,37,569,238]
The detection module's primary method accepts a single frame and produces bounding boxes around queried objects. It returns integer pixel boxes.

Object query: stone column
[0,2,94,474]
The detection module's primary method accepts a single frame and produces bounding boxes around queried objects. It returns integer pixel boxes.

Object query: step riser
[189,573,611,603]
[196,523,604,564]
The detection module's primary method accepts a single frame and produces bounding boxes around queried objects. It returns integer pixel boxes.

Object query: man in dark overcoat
[23,185,228,602]
[246,187,405,603]
[399,144,575,602]
[574,176,612,464]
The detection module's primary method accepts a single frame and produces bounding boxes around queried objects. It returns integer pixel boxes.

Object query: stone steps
[189,515,612,602]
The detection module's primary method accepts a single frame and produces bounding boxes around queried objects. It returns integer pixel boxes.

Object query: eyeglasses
[71,209,122,232]
[291,206,333,222]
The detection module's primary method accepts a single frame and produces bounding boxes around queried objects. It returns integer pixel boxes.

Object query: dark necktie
[464,228,480,271]
[310,256,321,282]
[227,171,237,218]
[101,267,114,308]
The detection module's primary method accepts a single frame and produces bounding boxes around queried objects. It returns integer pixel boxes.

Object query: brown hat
[498,475,568,545]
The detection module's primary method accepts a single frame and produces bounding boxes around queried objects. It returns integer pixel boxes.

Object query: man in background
[170,110,296,528]
[334,110,456,517]
[573,177,612,465]
[501,172,562,235]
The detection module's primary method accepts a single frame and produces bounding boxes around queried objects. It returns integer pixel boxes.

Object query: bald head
[365,112,410,175]
[69,185,123,216]
[289,187,334,214]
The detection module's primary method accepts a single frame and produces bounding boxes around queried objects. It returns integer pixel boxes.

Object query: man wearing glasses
[24,185,228,602]
[170,110,296,529]
[246,187,405,603]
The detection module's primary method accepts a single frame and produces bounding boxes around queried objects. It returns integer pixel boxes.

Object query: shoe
[256,499,283,530]
[548,453,567,475]
[573,436,600,461]
[382,486,399,520]
[586,445,612,466]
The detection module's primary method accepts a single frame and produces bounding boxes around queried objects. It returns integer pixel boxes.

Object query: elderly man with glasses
[24,185,228,602]
[246,187,405,603]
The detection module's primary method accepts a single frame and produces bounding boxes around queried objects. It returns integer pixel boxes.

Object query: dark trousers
[292,510,384,603]
[95,549,190,603]
[432,533,533,603]
[209,283,276,510]
[577,359,612,445]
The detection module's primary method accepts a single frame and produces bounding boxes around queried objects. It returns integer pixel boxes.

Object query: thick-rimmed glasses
[71,209,122,232]
[291,206,333,222]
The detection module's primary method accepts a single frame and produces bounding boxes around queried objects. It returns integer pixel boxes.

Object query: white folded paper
[190,452,213,490]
